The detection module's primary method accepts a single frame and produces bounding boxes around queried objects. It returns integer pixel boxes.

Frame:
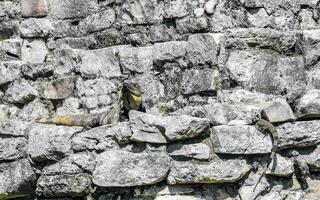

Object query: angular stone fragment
[167,159,251,184]
[150,24,178,43]
[0,159,36,198]
[0,138,27,161]
[155,195,209,200]
[167,143,211,160]
[21,0,48,17]
[19,18,54,38]
[277,121,320,149]
[27,124,82,161]
[18,98,50,121]
[72,122,132,152]
[4,79,38,104]
[186,33,218,67]
[164,0,189,18]
[211,125,273,154]
[92,150,171,187]
[153,41,187,66]
[0,61,22,86]
[295,90,320,119]
[176,17,208,34]
[79,8,115,34]
[247,8,271,28]
[265,154,294,177]
[261,101,296,123]
[130,111,210,143]
[118,46,153,74]
[1,38,22,58]
[134,185,194,197]
[38,76,74,100]
[36,158,91,197]
[21,39,48,64]
[299,145,320,171]
[48,0,98,19]
[204,0,218,15]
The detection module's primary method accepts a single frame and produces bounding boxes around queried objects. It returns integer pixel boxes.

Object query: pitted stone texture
[27,124,82,162]
[150,24,178,43]
[247,8,271,28]
[92,150,171,187]
[72,122,132,152]
[18,98,51,121]
[0,61,22,86]
[0,159,36,198]
[153,41,187,66]
[21,39,48,64]
[79,8,115,34]
[36,158,91,197]
[277,121,320,149]
[164,0,190,19]
[119,0,164,25]
[265,154,294,177]
[261,100,296,123]
[4,79,38,104]
[225,51,306,102]
[0,138,27,161]
[168,159,251,184]
[118,46,153,74]
[0,38,22,58]
[48,0,98,20]
[167,143,211,160]
[130,111,210,144]
[21,0,48,17]
[211,125,273,154]
[38,76,74,100]
[295,90,320,119]
[19,18,54,38]
[155,195,210,200]
[75,78,121,111]
[0,120,30,137]
[176,17,208,34]
[186,33,219,67]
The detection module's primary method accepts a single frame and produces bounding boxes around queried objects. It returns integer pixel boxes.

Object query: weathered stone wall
[1,0,320,199]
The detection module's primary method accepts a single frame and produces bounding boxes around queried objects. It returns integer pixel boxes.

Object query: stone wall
[1,0,320,199]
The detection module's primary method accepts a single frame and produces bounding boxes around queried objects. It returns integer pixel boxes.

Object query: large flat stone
[277,121,320,149]
[0,159,36,199]
[27,124,82,161]
[167,159,251,184]
[92,150,171,187]
[211,125,273,154]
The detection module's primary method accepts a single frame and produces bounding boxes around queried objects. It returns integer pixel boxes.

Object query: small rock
[19,18,54,38]
[0,120,30,137]
[38,76,75,100]
[204,0,218,15]
[21,39,48,64]
[150,24,178,43]
[167,143,211,160]
[1,38,22,58]
[0,61,22,86]
[0,159,36,198]
[79,8,115,34]
[27,124,82,162]
[155,195,209,200]
[211,125,273,154]
[18,98,51,121]
[164,0,189,18]
[153,41,187,66]
[261,100,296,123]
[135,185,194,197]
[21,0,48,17]
[266,154,294,177]
[0,137,27,161]
[4,79,38,104]
[168,159,251,184]
[176,16,208,34]
[295,89,320,119]
[92,150,171,187]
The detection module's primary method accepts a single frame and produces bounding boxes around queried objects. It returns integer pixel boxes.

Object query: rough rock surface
[1,0,320,199]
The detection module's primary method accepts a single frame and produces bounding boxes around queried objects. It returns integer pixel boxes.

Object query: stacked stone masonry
[1,0,320,199]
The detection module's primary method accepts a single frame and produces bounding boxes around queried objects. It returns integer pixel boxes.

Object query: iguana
[34,106,119,129]
[253,118,279,191]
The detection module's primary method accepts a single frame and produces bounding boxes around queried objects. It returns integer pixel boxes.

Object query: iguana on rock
[35,106,119,129]
[253,118,279,191]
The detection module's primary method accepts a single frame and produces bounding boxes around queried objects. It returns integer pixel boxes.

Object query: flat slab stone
[27,124,82,161]
[277,120,320,149]
[0,120,30,137]
[167,159,251,184]
[167,143,211,160]
[72,122,132,152]
[130,111,210,144]
[0,159,36,198]
[211,125,273,154]
[92,150,171,187]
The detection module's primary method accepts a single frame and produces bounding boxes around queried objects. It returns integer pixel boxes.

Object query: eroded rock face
[92,150,171,187]
[167,159,251,184]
